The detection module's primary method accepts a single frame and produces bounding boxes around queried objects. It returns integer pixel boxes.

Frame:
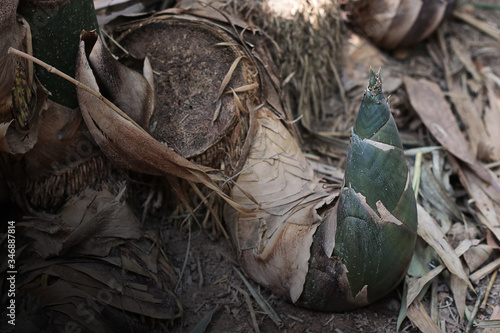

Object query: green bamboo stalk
[18,0,98,108]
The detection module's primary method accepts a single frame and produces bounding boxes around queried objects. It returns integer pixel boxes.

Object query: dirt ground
[162,224,417,333]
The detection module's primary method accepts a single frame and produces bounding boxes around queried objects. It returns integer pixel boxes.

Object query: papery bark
[349,0,457,49]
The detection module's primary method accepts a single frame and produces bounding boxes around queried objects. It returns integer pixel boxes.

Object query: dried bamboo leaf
[481,67,500,161]
[406,239,471,308]
[406,298,441,333]
[460,168,500,242]
[450,268,467,320]
[405,76,475,165]
[405,76,500,190]
[464,244,494,273]
[483,306,500,333]
[420,163,463,223]
[469,258,500,284]
[233,266,282,328]
[217,56,243,100]
[453,9,500,42]
[190,306,217,333]
[416,205,473,289]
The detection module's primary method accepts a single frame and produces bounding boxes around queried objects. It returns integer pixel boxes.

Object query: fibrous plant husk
[181,0,346,135]
[2,100,114,212]
[345,0,458,50]
[91,5,296,223]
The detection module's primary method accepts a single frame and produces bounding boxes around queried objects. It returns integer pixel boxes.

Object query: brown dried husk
[346,0,458,50]
[111,8,291,173]
[223,106,340,304]
[103,7,298,222]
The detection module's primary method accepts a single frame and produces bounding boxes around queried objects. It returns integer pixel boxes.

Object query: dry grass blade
[412,152,423,197]
[466,290,484,333]
[188,181,230,239]
[460,168,500,242]
[231,284,260,333]
[450,268,468,320]
[217,56,243,100]
[464,244,494,272]
[481,269,498,310]
[404,146,443,156]
[233,266,283,328]
[481,67,500,160]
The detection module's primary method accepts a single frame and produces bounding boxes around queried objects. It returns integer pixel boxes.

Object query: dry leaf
[482,67,500,161]
[404,76,475,165]
[469,258,500,284]
[450,268,468,320]
[405,76,500,188]
[406,239,471,308]
[416,204,472,289]
[463,244,494,272]
[15,187,179,331]
[406,298,441,333]
[461,168,500,242]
